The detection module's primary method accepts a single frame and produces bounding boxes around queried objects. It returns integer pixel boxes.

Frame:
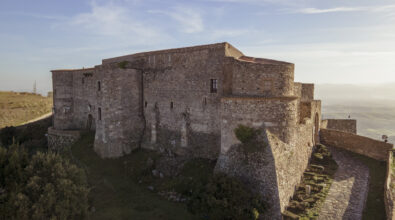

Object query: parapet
[321,119,357,134]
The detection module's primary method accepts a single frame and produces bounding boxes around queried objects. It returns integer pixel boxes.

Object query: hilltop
[0,91,52,128]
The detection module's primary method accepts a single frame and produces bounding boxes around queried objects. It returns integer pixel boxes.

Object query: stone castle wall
[321,119,357,134]
[217,94,320,218]
[47,127,81,151]
[225,57,295,97]
[385,150,395,220]
[51,42,323,218]
[94,66,144,158]
[320,128,393,161]
[141,45,226,159]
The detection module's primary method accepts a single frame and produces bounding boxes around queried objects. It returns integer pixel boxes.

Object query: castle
[47,42,336,218]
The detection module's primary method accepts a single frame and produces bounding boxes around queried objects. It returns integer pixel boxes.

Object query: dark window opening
[98,108,102,120]
[210,79,218,93]
[170,102,174,109]
[98,81,101,91]
[145,101,147,108]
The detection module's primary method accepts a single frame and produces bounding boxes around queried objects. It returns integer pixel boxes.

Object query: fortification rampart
[47,127,81,151]
[385,150,395,220]
[320,128,393,161]
[321,119,357,134]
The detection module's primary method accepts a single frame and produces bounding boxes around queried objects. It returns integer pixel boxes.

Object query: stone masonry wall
[94,65,144,158]
[217,96,319,219]
[47,127,81,151]
[320,128,393,161]
[226,57,295,97]
[321,119,357,134]
[141,45,226,159]
[71,69,98,131]
[52,70,74,130]
[385,150,395,220]
[220,97,298,151]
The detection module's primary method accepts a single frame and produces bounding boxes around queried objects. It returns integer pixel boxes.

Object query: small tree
[0,144,89,220]
[234,125,258,144]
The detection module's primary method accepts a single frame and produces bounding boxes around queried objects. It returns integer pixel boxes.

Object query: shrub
[234,125,258,144]
[0,126,16,146]
[0,144,89,220]
[187,173,265,220]
[118,61,129,69]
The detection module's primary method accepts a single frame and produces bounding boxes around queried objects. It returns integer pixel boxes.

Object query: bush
[187,173,265,220]
[118,61,129,69]
[234,125,258,144]
[0,144,89,220]
[0,126,16,146]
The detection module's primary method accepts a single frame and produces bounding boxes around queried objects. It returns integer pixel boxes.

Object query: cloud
[61,1,164,46]
[148,7,204,33]
[297,7,363,14]
[291,4,395,14]
[70,2,154,36]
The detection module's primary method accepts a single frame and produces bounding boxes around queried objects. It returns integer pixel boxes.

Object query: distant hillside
[0,91,52,128]
[316,83,395,144]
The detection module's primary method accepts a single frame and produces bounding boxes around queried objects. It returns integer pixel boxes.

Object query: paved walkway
[318,147,370,220]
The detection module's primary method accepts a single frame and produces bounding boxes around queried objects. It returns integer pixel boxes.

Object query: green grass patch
[68,133,196,220]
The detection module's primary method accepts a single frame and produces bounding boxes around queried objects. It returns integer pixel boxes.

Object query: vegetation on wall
[234,124,266,154]
[0,144,89,220]
[118,61,129,69]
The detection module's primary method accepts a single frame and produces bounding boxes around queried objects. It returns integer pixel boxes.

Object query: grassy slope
[69,133,196,220]
[0,91,52,128]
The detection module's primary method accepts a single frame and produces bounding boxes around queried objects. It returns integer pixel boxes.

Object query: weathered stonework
[385,150,395,220]
[47,127,81,151]
[321,119,357,134]
[320,128,393,161]
[51,42,324,218]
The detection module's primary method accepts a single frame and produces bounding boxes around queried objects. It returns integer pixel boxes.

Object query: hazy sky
[0,0,394,94]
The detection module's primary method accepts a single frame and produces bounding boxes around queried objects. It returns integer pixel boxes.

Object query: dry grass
[0,91,52,128]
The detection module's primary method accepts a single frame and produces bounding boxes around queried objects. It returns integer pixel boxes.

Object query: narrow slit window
[98,81,101,91]
[145,101,148,108]
[204,97,207,105]
[170,102,174,109]
[210,79,218,93]
[98,108,102,120]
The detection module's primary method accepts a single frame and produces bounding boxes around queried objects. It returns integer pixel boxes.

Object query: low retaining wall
[385,150,395,220]
[321,119,357,134]
[320,129,393,161]
[47,127,81,151]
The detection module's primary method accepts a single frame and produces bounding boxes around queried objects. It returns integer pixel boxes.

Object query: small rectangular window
[98,108,102,120]
[98,81,101,91]
[145,101,147,108]
[210,79,217,93]
[170,102,174,109]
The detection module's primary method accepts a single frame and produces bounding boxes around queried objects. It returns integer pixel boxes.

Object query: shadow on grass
[69,133,196,220]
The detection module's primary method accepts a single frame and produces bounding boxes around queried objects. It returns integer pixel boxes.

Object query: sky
[0,0,394,94]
